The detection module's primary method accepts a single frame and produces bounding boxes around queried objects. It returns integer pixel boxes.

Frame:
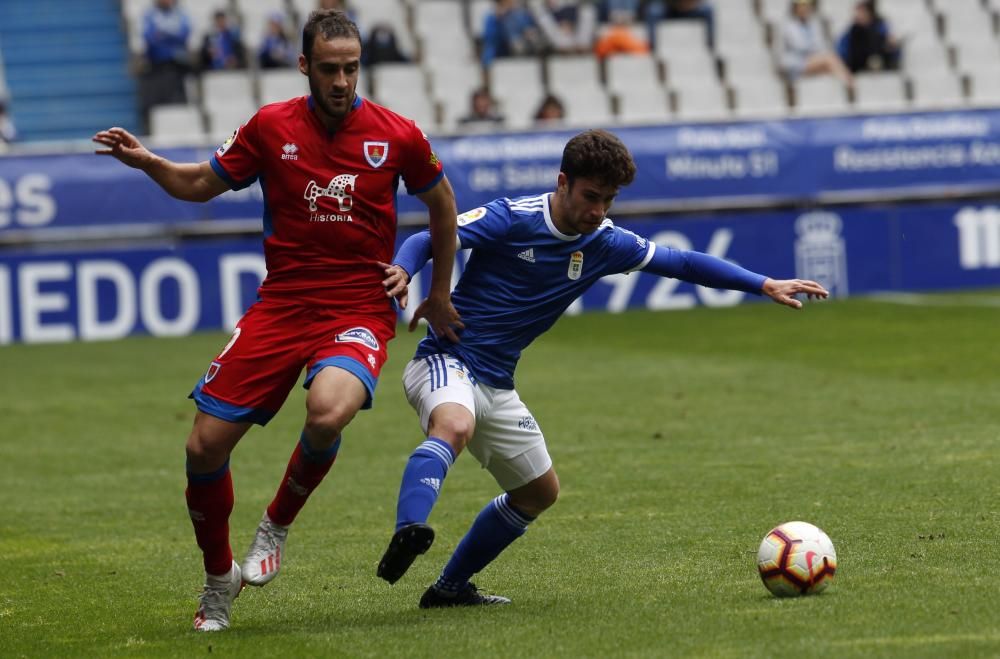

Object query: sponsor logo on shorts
[205,361,222,383]
[518,416,537,431]
[335,327,379,351]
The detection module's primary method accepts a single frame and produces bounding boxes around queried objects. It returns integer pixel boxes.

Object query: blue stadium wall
[2,109,1000,343]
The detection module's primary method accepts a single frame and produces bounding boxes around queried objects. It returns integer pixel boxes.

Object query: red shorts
[190,300,396,425]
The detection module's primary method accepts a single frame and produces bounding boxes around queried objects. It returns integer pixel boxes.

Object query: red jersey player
[93,9,462,632]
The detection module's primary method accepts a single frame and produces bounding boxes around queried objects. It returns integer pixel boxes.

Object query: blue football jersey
[414,193,653,389]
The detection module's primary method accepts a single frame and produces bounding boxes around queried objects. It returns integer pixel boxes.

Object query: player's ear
[556,172,568,194]
[298,53,308,76]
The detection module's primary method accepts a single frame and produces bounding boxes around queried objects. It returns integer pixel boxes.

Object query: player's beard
[309,75,354,123]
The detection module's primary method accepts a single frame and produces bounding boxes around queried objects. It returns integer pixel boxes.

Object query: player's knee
[304,403,357,445]
[427,414,475,450]
[185,431,230,471]
[510,478,559,518]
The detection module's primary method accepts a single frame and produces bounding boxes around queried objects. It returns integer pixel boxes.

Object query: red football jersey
[210,95,444,312]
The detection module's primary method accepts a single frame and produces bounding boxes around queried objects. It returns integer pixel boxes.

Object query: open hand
[93,127,154,169]
[761,278,829,309]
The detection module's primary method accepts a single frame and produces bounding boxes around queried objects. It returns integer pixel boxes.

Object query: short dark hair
[302,9,362,63]
[560,129,636,189]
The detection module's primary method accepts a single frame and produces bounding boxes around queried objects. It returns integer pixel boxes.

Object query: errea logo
[281,143,299,160]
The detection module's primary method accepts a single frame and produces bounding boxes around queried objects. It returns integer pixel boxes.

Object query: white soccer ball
[757,521,837,597]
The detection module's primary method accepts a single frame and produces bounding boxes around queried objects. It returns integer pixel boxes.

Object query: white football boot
[193,561,243,632]
[241,513,289,586]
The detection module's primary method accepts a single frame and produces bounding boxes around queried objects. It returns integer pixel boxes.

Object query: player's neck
[315,93,356,133]
[549,193,577,236]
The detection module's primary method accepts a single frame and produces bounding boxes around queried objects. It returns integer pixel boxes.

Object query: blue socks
[394,437,455,531]
[433,493,535,594]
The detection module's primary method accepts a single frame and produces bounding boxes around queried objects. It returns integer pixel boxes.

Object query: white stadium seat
[201,70,256,107]
[793,76,850,117]
[149,103,206,142]
[673,82,731,121]
[853,73,908,113]
[731,74,789,119]
[910,71,965,110]
[605,53,661,96]
[615,86,672,125]
[258,69,305,106]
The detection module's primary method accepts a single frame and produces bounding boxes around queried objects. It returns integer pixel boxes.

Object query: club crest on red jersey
[364,141,389,168]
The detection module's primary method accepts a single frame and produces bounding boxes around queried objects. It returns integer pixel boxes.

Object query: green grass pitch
[2,292,999,657]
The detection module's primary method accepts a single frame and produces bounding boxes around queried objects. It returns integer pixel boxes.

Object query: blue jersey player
[375,129,828,607]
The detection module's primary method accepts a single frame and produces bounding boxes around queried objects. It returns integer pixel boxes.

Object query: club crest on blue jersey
[205,361,222,383]
[568,251,584,280]
[364,141,389,168]
[458,207,487,226]
[335,327,380,351]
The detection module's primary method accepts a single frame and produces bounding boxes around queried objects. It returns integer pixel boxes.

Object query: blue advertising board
[3,109,1000,235]
[2,201,998,344]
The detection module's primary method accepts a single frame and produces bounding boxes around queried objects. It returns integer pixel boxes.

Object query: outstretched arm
[643,245,828,309]
[93,127,229,202]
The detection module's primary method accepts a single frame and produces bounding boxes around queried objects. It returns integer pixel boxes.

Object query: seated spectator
[317,0,358,24]
[593,9,650,60]
[458,87,505,131]
[534,93,566,125]
[600,0,640,22]
[642,0,715,48]
[259,12,296,69]
[837,0,900,73]
[200,9,246,71]
[481,0,548,68]
[779,0,853,88]
[362,23,410,67]
[139,0,192,125]
[0,97,17,148]
[531,0,598,55]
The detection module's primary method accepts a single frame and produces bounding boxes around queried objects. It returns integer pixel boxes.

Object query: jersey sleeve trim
[406,169,444,196]
[210,155,257,191]
[628,240,657,273]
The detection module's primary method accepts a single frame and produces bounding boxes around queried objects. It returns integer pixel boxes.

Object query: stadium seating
[910,71,965,110]
[793,76,850,117]
[1,0,999,142]
[150,103,207,143]
[615,86,672,125]
[853,72,908,113]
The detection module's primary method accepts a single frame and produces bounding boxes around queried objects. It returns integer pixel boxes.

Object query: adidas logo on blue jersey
[419,477,441,492]
[517,248,536,263]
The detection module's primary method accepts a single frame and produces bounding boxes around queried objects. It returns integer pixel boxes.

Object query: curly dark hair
[560,129,637,189]
[302,9,362,63]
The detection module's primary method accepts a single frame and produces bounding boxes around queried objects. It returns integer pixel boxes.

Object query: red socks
[265,435,340,526]
[185,466,235,576]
